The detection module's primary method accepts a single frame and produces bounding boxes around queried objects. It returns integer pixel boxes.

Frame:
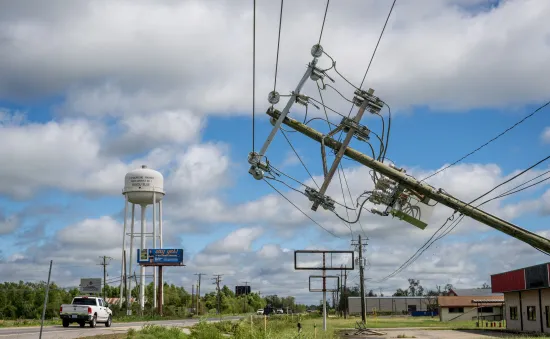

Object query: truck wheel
[89,315,97,328]
[79,322,85,327]
[62,319,69,327]
[105,315,112,327]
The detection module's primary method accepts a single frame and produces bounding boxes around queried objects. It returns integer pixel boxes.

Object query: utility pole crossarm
[265,108,550,253]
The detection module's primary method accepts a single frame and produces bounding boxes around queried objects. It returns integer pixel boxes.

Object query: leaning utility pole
[213,275,223,318]
[352,236,368,324]
[195,273,206,314]
[98,256,112,300]
[265,108,550,253]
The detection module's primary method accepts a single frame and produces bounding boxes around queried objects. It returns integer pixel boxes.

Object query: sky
[0,0,550,305]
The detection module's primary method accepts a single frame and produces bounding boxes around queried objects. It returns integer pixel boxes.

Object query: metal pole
[39,260,53,339]
[157,266,163,316]
[120,195,128,308]
[256,58,317,158]
[127,204,135,314]
[140,204,146,310]
[322,253,327,331]
[159,200,164,306]
[312,97,369,211]
[265,109,550,252]
[123,249,127,309]
[153,193,157,309]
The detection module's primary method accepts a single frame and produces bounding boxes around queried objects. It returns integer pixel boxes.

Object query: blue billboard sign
[137,249,184,266]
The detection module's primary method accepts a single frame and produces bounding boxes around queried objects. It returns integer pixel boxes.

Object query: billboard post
[137,248,185,315]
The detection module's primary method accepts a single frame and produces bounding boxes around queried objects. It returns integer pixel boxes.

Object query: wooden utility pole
[98,256,112,300]
[213,275,223,318]
[265,108,550,253]
[344,269,348,319]
[194,273,206,314]
[352,236,368,324]
[242,281,249,313]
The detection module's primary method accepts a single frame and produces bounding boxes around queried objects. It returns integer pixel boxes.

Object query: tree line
[0,281,311,320]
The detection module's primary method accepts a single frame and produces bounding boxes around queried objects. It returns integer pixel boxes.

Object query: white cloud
[106,110,204,155]
[204,227,264,254]
[541,126,550,143]
[0,213,19,235]
[0,0,548,117]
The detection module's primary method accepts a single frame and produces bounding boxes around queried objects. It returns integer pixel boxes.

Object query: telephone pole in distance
[194,273,206,314]
[352,236,368,324]
[213,275,223,318]
[98,256,113,300]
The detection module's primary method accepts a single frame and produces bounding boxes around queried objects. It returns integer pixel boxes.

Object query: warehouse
[438,296,504,322]
[491,262,550,334]
[348,296,433,315]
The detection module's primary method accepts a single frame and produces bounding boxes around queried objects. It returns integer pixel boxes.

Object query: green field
[81,315,546,339]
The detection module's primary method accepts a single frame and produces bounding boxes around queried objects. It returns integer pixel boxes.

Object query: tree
[367,290,375,297]
[480,283,490,289]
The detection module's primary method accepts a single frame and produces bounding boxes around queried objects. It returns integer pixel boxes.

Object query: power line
[318,0,331,45]
[280,129,319,189]
[421,100,550,182]
[252,0,256,152]
[359,0,397,89]
[376,154,550,282]
[263,178,342,239]
[273,0,284,93]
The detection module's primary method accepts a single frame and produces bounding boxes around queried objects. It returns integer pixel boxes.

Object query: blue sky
[0,0,549,303]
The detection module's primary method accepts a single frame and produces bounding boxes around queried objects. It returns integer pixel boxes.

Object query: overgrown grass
[77,316,550,339]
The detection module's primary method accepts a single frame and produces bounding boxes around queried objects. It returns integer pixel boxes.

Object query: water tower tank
[123,165,165,205]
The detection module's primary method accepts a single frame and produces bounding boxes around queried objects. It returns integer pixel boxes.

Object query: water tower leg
[127,204,135,315]
[153,193,157,310]
[120,196,128,308]
[140,204,146,311]
[159,200,164,306]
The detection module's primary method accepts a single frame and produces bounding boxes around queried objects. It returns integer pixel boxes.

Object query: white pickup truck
[60,296,112,328]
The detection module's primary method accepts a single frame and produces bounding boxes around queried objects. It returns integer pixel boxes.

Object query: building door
[408,305,417,313]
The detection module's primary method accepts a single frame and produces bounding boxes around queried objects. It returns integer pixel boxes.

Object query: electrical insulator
[311,44,323,58]
[268,91,280,105]
[310,68,324,81]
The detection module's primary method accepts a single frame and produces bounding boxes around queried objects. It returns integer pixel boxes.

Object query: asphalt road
[0,316,242,339]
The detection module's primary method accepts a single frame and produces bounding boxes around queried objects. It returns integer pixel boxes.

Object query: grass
[0,312,249,328]
[78,315,550,339]
[20,314,550,338]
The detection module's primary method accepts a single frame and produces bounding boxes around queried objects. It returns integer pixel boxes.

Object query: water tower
[120,165,165,313]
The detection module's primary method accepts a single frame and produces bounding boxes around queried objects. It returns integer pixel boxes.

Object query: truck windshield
[73,298,97,306]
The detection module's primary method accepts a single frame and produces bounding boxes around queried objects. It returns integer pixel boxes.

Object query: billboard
[235,285,251,296]
[80,278,102,294]
[137,249,185,266]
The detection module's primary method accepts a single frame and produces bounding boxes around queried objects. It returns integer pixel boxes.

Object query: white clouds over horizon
[0,0,549,305]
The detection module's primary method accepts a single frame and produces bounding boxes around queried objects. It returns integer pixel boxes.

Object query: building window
[527,306,536,321]
[510,306,518,320]
[479,307,493,313]
[448,307,464,313]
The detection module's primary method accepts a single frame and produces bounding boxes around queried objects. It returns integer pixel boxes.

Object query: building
[491,262,550,334]
[448,288,503,297]
[438,296,504,322]
[348,296,433,315]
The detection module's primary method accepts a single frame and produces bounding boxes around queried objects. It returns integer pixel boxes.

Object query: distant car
[276,309,284,314]
[256,309,264,315]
